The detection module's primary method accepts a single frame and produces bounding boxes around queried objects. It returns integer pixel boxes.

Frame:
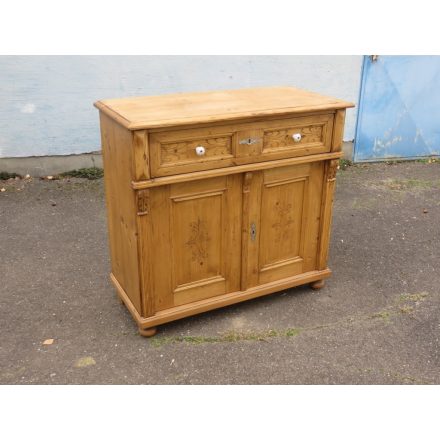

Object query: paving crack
[149,291,430,347]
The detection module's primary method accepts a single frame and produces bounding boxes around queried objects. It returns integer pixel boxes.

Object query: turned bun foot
[138,327,157,337]
[310,279,325,290]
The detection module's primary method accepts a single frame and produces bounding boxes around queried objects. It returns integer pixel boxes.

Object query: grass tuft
[416,157,438,164]
[150,327,303,347]
[339,159,353,170]
[399,292,429,303]
[0,171,21,180]
[371,310,391,322]
[60,167,103,180]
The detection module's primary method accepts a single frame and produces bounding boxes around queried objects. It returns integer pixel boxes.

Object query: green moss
[399,292,429,302]
[150,327,302,347]
[371,310,391,322]
[0,171,21,180]
[60,167,104,180]
[416,157,439,164]
[285,328,302,337]
[339,159,353,170]
[150,337,174,348]
[181,336,219,344]
[399,305,414,314]
[150,291,429,348]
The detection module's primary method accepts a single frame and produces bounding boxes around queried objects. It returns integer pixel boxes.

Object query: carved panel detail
[271,202,295,243]
[243,172,253,194]
[136,189,150,215]
[161,136,232,165]
[185,218,211,263]
[259,177,306,269]
[327,159,339,182]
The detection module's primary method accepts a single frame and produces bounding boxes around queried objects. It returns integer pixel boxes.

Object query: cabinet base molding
[111,269,331,336]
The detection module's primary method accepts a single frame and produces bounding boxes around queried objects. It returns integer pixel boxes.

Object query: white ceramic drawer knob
[195,145,206,156]
[292,133,302,142]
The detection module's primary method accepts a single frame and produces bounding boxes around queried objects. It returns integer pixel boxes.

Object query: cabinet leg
[139,326,157,337]
[310,279,325,290]
[117,294,124,305]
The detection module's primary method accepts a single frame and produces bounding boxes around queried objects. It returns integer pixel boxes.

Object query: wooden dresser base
[111,269,331,337]
[97,87,353,338]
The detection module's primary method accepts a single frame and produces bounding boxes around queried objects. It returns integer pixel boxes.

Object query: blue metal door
[354,56,440,161]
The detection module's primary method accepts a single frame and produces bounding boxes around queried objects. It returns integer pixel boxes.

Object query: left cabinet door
[148,174,243,310]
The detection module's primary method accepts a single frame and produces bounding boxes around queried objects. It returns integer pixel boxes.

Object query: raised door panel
[149,175,242,310]
[243,162,324,288]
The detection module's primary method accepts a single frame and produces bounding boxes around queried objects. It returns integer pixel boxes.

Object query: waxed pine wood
[99,113,142,312]
[95,87,354,336]
[94,86,353,130]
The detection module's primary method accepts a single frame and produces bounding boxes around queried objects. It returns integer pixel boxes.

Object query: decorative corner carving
[327,160,339,182]
[137,189,150,215]
[243,172,253,193]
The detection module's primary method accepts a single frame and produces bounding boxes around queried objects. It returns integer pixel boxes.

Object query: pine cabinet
[95,87,354,336]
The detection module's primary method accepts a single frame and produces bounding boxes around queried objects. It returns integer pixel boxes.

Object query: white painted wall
[0,56,362,158]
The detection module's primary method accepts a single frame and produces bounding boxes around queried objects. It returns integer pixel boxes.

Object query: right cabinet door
[242,161,325,289]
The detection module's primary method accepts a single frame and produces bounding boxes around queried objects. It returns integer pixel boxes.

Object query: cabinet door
[149,175,242,310]
[242,162,325,288]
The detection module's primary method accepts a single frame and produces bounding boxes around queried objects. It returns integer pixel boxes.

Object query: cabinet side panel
[331,109,346,152]
[99,112,142,313]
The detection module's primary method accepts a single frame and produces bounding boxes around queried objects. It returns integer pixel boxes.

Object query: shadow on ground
[1,161,439,384]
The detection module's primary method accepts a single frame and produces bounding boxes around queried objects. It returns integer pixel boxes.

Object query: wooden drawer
[235,114,334,164]
[149,114,334,177]
[263,114,334,154]
[150,126,235,177]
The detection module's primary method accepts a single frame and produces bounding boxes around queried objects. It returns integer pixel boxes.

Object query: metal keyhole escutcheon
[250,222,256,241]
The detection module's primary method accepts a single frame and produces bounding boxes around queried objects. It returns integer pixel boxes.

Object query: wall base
[0,152,102,177]
[0,143,354,177]
[342,141,353,161]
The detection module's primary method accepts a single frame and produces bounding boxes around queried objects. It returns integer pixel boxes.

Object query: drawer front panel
[263,119,329,153]
[235,114,334,164]
[261,114,334,157]
[149,113,334,177]
[150,127,235,177]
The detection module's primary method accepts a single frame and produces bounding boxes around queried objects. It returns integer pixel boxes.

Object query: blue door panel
[354,56,440,161]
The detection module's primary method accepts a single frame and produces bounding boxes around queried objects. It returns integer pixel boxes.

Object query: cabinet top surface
[94,86,354,130]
